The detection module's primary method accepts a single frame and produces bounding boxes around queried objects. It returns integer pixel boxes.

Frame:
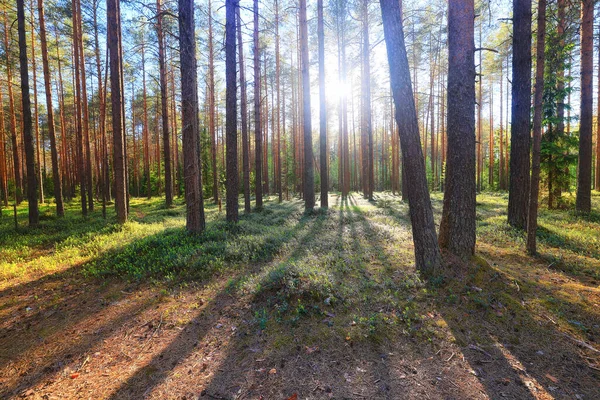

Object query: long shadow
[437,258,600,399]
[0,200,307,398]
[103,202,313,399]
[537,225,600,262]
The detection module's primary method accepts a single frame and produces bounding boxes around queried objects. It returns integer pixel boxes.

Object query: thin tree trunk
[157,0,173,207]
[237,6,250,213]
[527,0,546,255]
[38,0,64,216]
[17,0,39,225]
[253,0,263,209]
[299,0,314,210]
[318,0,328,207]
[29,0,43,204]
[380,0,443,276]
[0,86,7,206]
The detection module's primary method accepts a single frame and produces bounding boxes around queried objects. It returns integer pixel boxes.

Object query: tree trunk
[237,6,251,213]
[29,1,43,205]
[253,0,263,209]
[527,0,546,255]
[157,0,173,208]
[576,0,593,212]
[37,0,64,216]
[438,0,476,260]
[508,0,532,229]
[178,0,205,232]
[107,0,127,223]
[225,0,238,222]
[4,12,23,204]
[17,0,39,226]
[318,0,328,207]
[299,0,314,210]
[380,0,443,277]
[361,0,373,201]
[0,85,7,206]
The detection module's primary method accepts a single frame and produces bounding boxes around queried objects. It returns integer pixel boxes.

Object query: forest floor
[0,191,599,400]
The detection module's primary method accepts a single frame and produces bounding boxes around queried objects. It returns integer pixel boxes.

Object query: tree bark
[107,0,128,223]
[237,6,251,213]
[253,0,263,210]
[380,0,443,277]
[527,0,546,255]
[37,0,64,216]
[438,0,476,260]
[17,0,39,226]
[317,0,328,207]
[225,0,239,222]
[178,0,205,232]
[157,0,173,208]
[508,0,532,229]
[576,0,593,212]
[299,0,314,211]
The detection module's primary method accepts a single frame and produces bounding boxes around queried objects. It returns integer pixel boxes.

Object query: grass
[1,191,599,399]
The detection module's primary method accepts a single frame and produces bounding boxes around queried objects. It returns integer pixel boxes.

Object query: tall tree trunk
[4,12,23,204]
[597,23,600,192]
[225,0,238,222]
[29,0,44,204]
[38,0,64,216]
[107,0,127,223]
[0,86,7,206]
[142,41,151,198]
[508,0,532,229]
[207,0,219,204]
[157,0,173,207]
[72,0,87,216]
[253,0,263,209]
[318,0,328,207]
[576,0,593,212]
[361,0,373,201]
[380,0,443,277]
[527,0,546,255]
[17,0,39,225]
[275,0,283,203]
[178,0,205,232]
[438,0,476,260]
[299,0,314,210]
[237,6,250,213]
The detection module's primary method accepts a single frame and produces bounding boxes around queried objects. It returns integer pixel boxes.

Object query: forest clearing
[1,193,599,399]
[2,0,600,397]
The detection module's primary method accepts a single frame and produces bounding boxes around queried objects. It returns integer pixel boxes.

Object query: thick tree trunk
[527,0,546,255]
[576,0,593,212]
[17,0,39,226]
[157,0,173,208]
[107,0,127,223]
[253,0,263,209]
[37,0,64,216]
[225,0,238,222]
[380,0,443,277]
[508,0,532,229]
[178,0,205,232]
[438,0,476,260]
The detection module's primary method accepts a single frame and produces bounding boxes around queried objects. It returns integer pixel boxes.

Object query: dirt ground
[1,194,599,399]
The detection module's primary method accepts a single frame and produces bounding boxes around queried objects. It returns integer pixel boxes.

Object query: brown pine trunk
[499,60,505,190]
[597,23,600,191]
[438,0,476,260]
[37,0,64,216]
[208,0,218,204]
[142,41,151,198]
[299,0,314,210]
[576,0,593,212]
[508,0,532,229]
[0,86,7,206]
[4,12,23,204]
[361,0,373,201]
[17,0,39,225]
[237,6,250,213]
[380,0,443,276]
[178,0,205,232]
[527,0,546,255]
[72,0,87,216]
[489,76,494,188]
[29,1,44,204]
[253,0,263,209]
[225,0,238,222]
[318,0,328,207]
[275,0,283,203]
[107,0,127,223]
[157,0,173,208]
